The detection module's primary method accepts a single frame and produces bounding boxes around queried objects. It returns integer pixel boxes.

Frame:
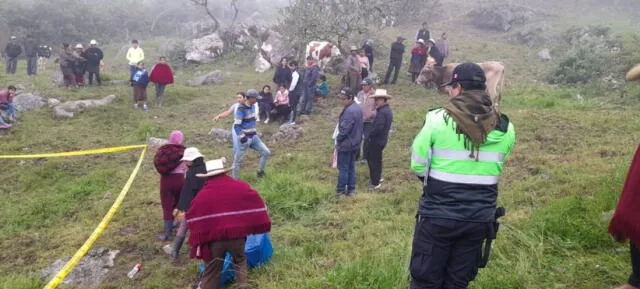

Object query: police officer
[409,63,516,288]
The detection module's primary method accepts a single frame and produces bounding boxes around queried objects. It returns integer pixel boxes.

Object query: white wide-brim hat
[369,88,393,99]
[196,157,233,178]
[181,147,204,161]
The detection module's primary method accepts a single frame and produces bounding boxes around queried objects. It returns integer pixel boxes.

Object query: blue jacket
[132,68,150,87]
[303,65,320,88]
[369,104,393,147]
[336,102,363,152]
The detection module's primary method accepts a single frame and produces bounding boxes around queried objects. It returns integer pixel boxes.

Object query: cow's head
[416,64,436,85]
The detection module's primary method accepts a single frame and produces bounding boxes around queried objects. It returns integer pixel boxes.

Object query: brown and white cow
[306,41,342,69]
[417,61,506,107]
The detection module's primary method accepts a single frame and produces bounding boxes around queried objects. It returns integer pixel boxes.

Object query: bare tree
[189,0,220,33]
[230,0,239,25]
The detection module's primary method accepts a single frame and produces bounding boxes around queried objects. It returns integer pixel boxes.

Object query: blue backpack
[198,233,274,288]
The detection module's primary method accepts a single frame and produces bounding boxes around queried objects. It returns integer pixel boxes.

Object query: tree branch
[189,0,220,33]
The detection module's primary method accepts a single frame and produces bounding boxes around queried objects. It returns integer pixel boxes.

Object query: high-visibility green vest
[411,108,516,185]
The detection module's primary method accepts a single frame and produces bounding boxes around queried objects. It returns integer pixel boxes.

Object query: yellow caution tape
[43,146,147,289]
[0,144,148,159]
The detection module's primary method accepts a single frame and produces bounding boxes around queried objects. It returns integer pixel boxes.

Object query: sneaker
[0,124,11,129]
[379,178,385,184]
[156,234,171,242]
[133,104,139,109]
[257,170,266,178]
[264,118,270,124]
[336,191,346,198]
[346,191,356,197]
[288,121,296,125]
[143,105,149,111]
[367,184,382,190]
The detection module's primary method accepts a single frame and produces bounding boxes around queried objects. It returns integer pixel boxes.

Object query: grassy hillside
[2,18,640,289]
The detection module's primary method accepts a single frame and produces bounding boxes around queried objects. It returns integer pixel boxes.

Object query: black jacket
[369,104,393,147]
[417,29,430,41]
[273,66,292,87]
[389,42,405,62]
[429,45,444,66]
[24,39,38,57]
[83,47,104,66]
[4,43,22,58]
[362,44,374,60]
[177,158,207,212]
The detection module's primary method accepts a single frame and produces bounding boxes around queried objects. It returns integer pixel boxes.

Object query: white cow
[305,41,342,69]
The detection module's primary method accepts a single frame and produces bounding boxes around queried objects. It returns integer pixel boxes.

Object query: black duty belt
[480,206,506,268]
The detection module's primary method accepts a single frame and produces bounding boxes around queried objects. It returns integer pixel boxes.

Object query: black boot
[156,220,173,241]
[171,236,186,258]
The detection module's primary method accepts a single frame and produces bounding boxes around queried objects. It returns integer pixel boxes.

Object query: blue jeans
[301,86,314,113]
[1,103,16,121]
[232,135,270,179]
[337,150,357,193]
[129,65,137,82]
[231,129,239,155]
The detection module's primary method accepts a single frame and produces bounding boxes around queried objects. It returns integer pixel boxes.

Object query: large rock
[270,123,304,142]
[209,128,233,143]
[255,54,271,73]
[13,93,47,112]
[53,95,116,119]
[40,248,119,287]
[538,48,552,61]
[187,71,224,86]
[468,5,536,32]
[185,33,224,63]
[261,31,295,67]
[511,23,551,47]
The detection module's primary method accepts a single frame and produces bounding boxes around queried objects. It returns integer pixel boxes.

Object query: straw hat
[626,64,640,82]
[181,147,204,161]
[369,89,392,99]
[196,157,233,178]
[417,39,425,44]
[75,44,83,49]
[427,38,436,45]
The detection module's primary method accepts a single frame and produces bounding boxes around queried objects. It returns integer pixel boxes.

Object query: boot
[171,236,186,258]
[156,220,173,241]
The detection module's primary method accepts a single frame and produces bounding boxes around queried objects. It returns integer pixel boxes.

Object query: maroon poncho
[186,174,271,261]
[149,63,174,85]
[609,145,640,245]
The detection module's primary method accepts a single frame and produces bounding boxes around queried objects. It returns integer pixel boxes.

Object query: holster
[479,206,505,268]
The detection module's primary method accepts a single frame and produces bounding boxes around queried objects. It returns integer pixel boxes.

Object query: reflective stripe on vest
[431,148,505,162]
[429,169,499,185]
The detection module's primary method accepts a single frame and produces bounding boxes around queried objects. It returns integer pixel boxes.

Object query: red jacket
[149,63,174,85]
[0,90,13,104]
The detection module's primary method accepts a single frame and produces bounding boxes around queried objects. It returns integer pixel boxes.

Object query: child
[273,84,291,124]
[132,62,150,110]
[149,56,174,107]
[258,85,274,124]
[315,75,329,102]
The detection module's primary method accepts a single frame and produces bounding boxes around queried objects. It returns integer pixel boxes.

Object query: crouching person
[187,157,272,289]
[0,85,17,128]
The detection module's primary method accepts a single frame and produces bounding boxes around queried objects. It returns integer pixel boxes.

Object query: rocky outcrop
[270,123,304,142]
[209,128,233,143]
[538,48,552,61]
[13,93,47,112]
[511,23,551,47]
[185,33,224,63]
[53,95,116,119]
[40,248,119,288]
[468,5,536,32]
[186,71,224,86]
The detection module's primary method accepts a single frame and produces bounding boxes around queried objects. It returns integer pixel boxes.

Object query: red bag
[154,144,185,175]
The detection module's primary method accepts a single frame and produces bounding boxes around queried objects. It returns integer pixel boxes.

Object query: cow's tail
[498,63,506,108]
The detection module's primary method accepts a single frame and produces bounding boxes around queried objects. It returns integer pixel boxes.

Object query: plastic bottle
[127,263,142,279]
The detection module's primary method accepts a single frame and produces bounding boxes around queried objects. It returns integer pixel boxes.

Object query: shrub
[549,45,608,85]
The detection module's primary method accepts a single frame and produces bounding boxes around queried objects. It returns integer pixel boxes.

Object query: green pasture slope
[2,22,640,289]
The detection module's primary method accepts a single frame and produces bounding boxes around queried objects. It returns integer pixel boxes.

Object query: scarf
[609,145,640,245]
[186,174,271,261]
[444,90,498,159]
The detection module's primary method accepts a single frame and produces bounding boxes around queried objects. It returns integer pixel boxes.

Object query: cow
[416,61,506,108]
[305,41,341,69]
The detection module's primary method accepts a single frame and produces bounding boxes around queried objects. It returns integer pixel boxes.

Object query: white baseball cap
[90,40,97,45]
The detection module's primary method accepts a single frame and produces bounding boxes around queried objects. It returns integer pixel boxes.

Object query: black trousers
[384,60,401,84]
[366,142,384,186]
[358,123,374,161]
[288,92,301,122]
[410,217,490,289]
[630,242,640,287]
[88,71,101,86]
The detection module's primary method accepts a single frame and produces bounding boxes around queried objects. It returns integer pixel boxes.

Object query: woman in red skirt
[155,130,186,241]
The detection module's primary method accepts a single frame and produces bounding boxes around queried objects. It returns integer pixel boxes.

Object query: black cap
[360,78,373,86]
[440,63,486,88]
[338,88,354,99]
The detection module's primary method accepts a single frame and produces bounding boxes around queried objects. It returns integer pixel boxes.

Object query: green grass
[2,17,640,289]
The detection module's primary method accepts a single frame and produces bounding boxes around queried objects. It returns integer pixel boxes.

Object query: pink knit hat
[168,130,184,145]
